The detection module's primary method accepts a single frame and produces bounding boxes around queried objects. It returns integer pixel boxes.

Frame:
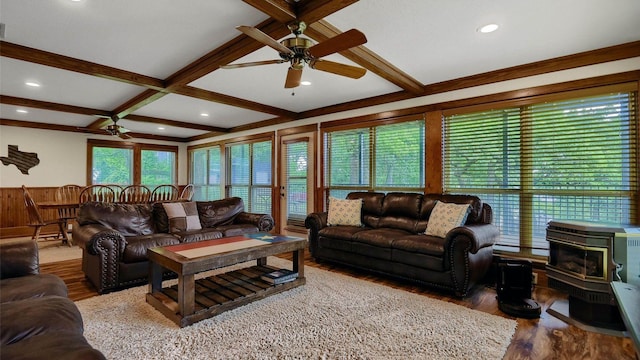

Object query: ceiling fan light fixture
[478,23,499,33]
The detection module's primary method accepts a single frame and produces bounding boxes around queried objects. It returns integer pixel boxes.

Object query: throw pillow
[425,201,471,238]
[162,201,202,232]
[327,197,363,226]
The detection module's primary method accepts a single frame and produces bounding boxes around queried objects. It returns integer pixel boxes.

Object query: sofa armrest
[73,224,126,257]
[234,212,275,232]
[305,212,328,257]
[446,224,499,254]
[0,239,39,279]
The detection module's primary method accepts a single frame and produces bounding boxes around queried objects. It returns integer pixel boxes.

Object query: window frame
[320,115,426,205]
[87,139,178,185]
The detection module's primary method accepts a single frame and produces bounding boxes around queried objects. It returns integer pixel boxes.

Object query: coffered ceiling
[1,0,639,142]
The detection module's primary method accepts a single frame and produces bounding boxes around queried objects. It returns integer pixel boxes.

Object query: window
[190,146,222,200]
[443,85,638,257]
[285,140,309,227]
[87,139,177,186]
[323,118,425,199]
[141,149,176,186]
[226,139,273,213]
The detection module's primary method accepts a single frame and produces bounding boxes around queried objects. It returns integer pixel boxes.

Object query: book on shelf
[261,269,298,284]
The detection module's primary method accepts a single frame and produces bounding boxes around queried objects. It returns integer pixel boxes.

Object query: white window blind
[190,146,222,201]
[444,88,638,256]
[226,140,272,213]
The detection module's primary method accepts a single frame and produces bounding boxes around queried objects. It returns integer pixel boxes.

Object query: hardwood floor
[40,250,636,360]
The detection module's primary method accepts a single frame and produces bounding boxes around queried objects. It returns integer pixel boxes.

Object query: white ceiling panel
[0,0,268,78]
[325,0,640,84]
[0,104,95,126]
[131,93,273,128]
[0,57,144,109]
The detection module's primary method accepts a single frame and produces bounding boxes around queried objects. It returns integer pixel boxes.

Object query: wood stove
[545,220,631,330]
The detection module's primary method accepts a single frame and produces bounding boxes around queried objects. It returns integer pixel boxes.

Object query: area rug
[76,258,516,360]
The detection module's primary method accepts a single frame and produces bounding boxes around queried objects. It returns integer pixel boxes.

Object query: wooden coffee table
[146,233,305,327]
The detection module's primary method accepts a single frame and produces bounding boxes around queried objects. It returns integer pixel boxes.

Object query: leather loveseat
[73,197,274,293]
[0,239,106,360]
[305,192,499,297]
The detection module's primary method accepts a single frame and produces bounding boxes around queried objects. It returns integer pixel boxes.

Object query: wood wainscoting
[0,186,61,238]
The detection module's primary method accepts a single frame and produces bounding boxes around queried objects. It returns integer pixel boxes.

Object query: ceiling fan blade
[307,29,367,59]
[236,26,294,55]
[284,68,302,88]
[221,59,286,69]
[119,133,132,140]
[310,59,367,79]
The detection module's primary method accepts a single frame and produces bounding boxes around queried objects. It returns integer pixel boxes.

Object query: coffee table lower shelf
[146,264,305,327]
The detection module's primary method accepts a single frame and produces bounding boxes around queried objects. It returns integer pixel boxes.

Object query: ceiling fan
[221,21,368,88]
[103,116,132,139]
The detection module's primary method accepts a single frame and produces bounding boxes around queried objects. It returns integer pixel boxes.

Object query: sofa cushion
[215,224,260,237]
[352,228,412,247]
[392,235,446,257]
[1,332,106,360]
[0,274,67,303]
[425,201,471,238]
[122,234,180,263]
[421,194,483,224]
[346,192,384,228]
[327,197,363,226]
[172,229,224,243]
[318,225,367,241]
[0,296,84,346]
[78,202,155,236]
[162,201,202,232]
[197,197,244,228]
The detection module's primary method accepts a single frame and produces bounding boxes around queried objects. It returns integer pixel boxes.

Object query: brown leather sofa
[305,192,499,297]
[73,197,274,293]
[0,239,106,360]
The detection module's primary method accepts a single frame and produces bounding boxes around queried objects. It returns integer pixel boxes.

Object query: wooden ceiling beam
[0,118,188,142]
[0,41,166,91]
[125,114,229,134]
[164,19,289,88]
[0,96,111,117]
[173,85,297,118]
[305,21,424,95]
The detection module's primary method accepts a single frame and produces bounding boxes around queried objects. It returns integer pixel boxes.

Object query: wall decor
[0,145,40,174]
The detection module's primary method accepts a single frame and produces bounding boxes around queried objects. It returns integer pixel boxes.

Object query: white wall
[2,56,639,189]
[0,127,188,187]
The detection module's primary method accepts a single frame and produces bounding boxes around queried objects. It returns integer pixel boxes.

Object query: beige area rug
[38,241,82,264]
[76,258,516,360]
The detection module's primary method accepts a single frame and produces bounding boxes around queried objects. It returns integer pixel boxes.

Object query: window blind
[323,119,425,200]
[444,89,638,256]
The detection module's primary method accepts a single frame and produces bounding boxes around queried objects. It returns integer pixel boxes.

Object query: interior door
[279,132,315,235]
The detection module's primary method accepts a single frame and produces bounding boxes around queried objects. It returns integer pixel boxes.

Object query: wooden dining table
[37,200,80,246]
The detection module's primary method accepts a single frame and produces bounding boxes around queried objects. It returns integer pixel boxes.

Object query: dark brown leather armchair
[0,239,105,360]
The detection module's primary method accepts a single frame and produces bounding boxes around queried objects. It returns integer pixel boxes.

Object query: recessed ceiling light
[158,127,165,130]
[301,81,312,86]
[478,23,499,33]
[16,109,28,114]
[200,113,209,117]
[25,81,41,87]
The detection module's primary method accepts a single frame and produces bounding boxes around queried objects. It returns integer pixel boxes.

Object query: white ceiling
[1,0,639,140]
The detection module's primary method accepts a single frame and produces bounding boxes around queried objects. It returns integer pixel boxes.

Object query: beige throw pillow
[327,197,363,226]
[162,201,202,232]
[425,201,471,238]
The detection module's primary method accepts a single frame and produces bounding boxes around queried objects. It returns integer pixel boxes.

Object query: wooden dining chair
[79,185,116,203]
[119,185,152,203]
[105,184,124,201]
[55,184,83,234]
[179,184,195,201]
[150,184,179,202]
[21,185,68,244]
